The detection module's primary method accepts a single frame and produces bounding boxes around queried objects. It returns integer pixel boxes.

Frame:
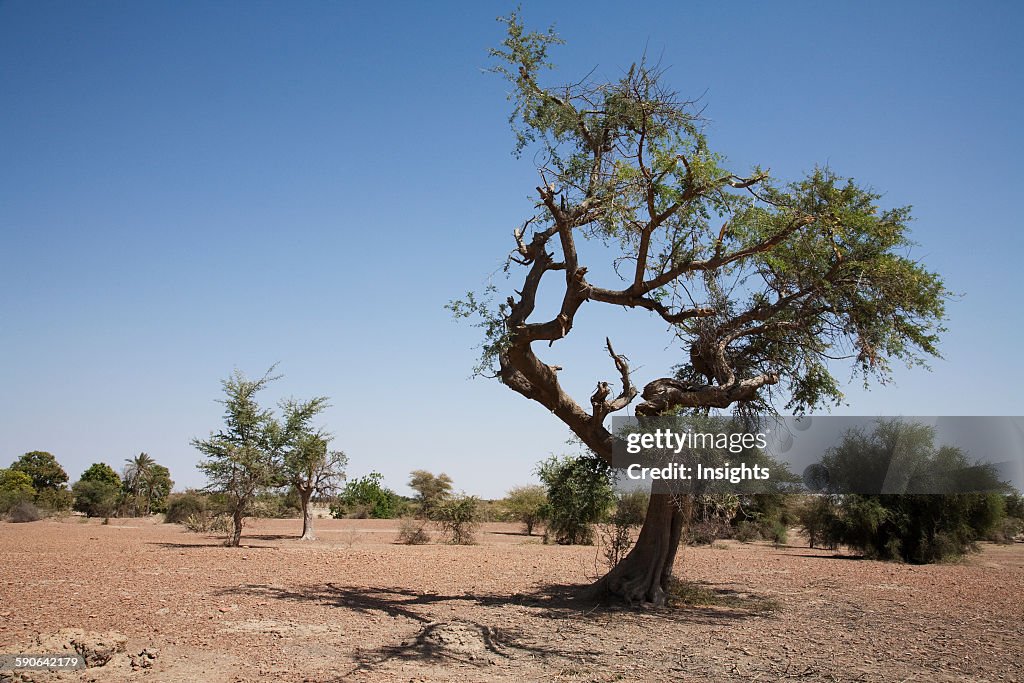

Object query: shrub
[596,490,649,567]
[72,480,120,518]
[536,455,614,545]
[734,521,760,543]
[433,495,480,544]
[408,470,453,519]
[183,512,231,533]
[0,468,36,515]
[6,500,43,523]
[503,485,547,536]
[768,520,788,547]
[164,492,208,524]
[396,518,432,544]
[34,487,73,513]
[330,472,400,519]
[684,494,740,546]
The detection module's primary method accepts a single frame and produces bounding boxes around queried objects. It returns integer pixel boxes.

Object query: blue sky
[1,1,1021,498]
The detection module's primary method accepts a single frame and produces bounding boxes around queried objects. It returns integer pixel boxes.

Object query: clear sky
[2,1,1022,499]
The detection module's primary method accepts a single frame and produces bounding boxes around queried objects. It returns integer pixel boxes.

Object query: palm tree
[123,452,155,516]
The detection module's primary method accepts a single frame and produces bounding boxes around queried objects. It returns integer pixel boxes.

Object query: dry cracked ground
[1,516,1022,682]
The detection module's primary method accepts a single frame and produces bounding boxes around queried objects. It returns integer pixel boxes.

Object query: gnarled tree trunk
[587,493,685,606]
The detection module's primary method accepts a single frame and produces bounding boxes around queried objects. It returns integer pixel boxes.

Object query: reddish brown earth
[1,516,1022,682]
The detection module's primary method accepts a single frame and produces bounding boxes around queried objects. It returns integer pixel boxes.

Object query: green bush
[502,485,547,535]
[0,468,36,515]
[164,492,208,524]
[34,487,73,513]
[734,521,760,543]
[433,495,480,544]
[183,511,231,533]
[330,472,401,519]
[536,454,615,545]
[597,490,649,567]
[79,463,121,487]
[72,480,121,518]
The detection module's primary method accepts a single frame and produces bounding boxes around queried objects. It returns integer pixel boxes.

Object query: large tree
[11,451,68,492]
[450,13,949,605]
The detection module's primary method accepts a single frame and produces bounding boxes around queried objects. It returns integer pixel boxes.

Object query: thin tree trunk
[586,493,684,606]
[229,509,244,547]
[299,488,316,541]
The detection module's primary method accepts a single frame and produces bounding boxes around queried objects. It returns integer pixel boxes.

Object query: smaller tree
[503,485,547,536]
[408,470,453,519]
[331,472,400,519]
[80,463,121,487]
[0,468,36,514]
[122,453,173,515]
[72,480,120,518]
[434,494,480,544]
[536,455,615,545]
[284,429,348,540]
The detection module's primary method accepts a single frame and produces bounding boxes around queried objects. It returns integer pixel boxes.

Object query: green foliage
[728,492,800,542]
[72,479,120,518]
[799,420,1011,562]
[122,454,174,516]
[409,470,453,519]
[331,472,400,519]
[0,468,36,514]
[250,490,302,518]
[536,455,615,545]
[34,487,73,513]
[164,492,208,524]
[433,494,480,544]
[453,14,951,421]
[80,463,121,487]
[11,451,68,492]
[503,485,547,535]
[278,398,347,521]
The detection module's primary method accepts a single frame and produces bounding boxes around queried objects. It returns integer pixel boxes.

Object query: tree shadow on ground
[219,581,776,678]
[219,580,773,624]
[147,541,280,549]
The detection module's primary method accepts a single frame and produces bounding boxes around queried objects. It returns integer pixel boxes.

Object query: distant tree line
[0,450,174,522]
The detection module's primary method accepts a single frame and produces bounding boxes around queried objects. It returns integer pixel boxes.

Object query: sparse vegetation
[536,455,615,545]
[433,494,480,545]
[5,499,43,523]
[396,518,432,545]
[503,485,547,536]
[164,492,208,524]
[409,470,453,520]
[331,472,403,519]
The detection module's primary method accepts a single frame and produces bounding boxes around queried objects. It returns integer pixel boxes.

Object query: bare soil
[1,516,1022,682]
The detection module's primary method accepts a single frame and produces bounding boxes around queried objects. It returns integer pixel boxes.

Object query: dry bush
[6,500,43,523]
[396,518,432,544]
[183,512,230,533]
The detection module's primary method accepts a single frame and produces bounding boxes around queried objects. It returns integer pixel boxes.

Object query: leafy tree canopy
[80,462,121,487]
[11,451,68,492]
